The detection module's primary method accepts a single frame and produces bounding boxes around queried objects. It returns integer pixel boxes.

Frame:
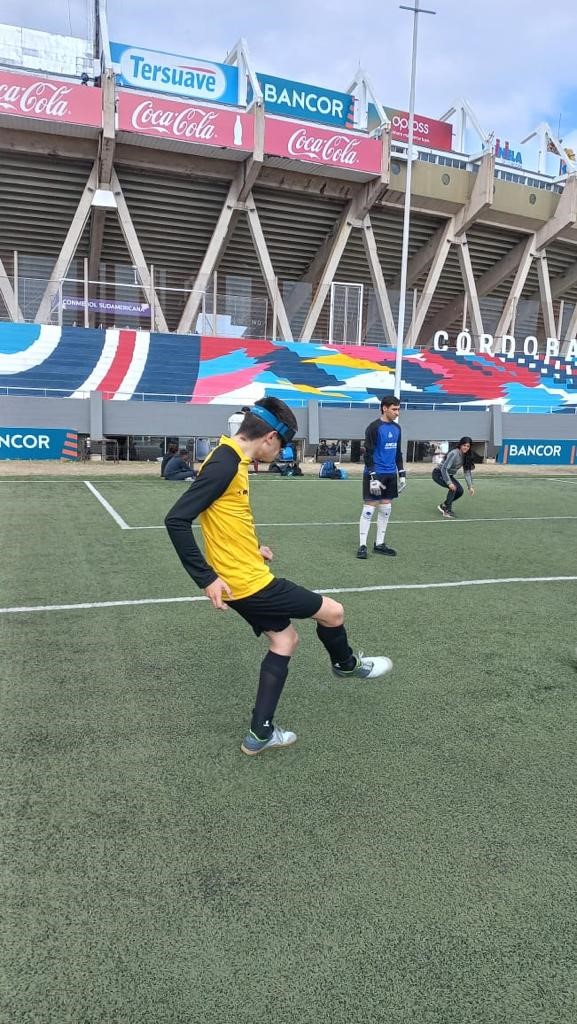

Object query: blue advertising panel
[254,73,355,128]
[0,428,78,460]
[110,42,239,105]
[498,439,577,465]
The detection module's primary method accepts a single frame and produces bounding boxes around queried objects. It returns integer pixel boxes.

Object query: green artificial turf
[1,476,577,1023]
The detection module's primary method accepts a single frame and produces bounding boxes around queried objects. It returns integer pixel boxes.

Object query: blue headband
[249,405,296,442]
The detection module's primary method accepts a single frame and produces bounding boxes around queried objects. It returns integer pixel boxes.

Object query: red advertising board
[0,70,101,127]
[386,108,452,151]
[117,90,254,151]
[264,116,382,175]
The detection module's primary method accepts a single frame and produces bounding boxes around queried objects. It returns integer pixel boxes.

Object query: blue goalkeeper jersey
[363,418,403,475]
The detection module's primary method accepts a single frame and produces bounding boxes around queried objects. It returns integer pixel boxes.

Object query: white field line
[83,480,131,530]
[131,514,577,530]
[1,575,576,616]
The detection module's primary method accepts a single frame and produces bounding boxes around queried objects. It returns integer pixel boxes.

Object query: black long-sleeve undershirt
[164,445,240,589]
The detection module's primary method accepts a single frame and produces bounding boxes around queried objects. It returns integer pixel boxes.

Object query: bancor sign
[118,90,254,150]
[255,73,355,128]
[110,42,239,105]
[0,70,101,128]
[264,116,382,175]
[499,439,577,465]
[0,428,78,460]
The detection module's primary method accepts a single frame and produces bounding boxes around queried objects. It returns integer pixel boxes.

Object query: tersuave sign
[264,116,382,175]
[433,331,577,361]
[110,42,239,106]
[117,90,254,151]
[0,428,78,460]
[0,70,101,128]
[254,73,355,128]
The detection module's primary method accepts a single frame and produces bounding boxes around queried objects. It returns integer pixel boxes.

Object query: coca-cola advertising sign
[0,70,101,127]
[118,90,254,151]
[264,117,382,175]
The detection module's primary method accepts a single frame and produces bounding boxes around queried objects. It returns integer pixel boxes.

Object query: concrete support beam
[561,303,577,355]
[494,237,536,341]
[177,175,244,334]
[456,238,484,342]
[390,151,494,295]
[0,256,23,322]
[299,204,355,341]
[237,104,264,203]
[111,170,168,333]
[453,151,494,236]
[88,70,116,290]
[534,174,577,252]
[405,221,454,345]
[35,162,99,324]
[361,215,397,345]
[425,235,534,342]
[536,253,556,338]
[245,194,293,341]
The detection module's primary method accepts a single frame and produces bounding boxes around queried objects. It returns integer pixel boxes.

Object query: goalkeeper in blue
[357,395,406,559]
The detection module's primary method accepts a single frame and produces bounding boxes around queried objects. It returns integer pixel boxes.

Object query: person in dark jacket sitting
[164,448,196,482]
[160,443,178,477]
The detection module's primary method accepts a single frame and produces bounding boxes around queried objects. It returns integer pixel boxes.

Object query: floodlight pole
[394,0,435,399]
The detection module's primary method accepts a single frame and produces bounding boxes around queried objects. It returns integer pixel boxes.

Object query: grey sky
[5,1,577,143]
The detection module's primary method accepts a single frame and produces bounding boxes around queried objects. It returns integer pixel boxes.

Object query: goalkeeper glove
[398,472,407,493]
[369,473,382,497]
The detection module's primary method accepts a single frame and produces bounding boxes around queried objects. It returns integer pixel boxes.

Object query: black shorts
[226,577,323,636]
[362,472,398,502]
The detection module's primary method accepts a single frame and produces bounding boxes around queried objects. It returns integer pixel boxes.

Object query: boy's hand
[468,487,475,497]
[204,577,233,609]
[259,545,274,562]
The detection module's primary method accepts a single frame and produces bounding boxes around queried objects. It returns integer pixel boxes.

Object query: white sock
[376,503,392,545]
[359,505,375,545]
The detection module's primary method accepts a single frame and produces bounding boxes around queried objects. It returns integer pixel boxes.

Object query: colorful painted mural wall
[1,324,576,413]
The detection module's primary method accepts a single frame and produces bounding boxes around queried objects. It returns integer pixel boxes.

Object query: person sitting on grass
[164,448,196,482]
[160,443,178,478]
[165,396,393,757]
[432,436,476,518]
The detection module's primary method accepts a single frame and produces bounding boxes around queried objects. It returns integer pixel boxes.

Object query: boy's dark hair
[380,394,401,412]
[238,397,298,441]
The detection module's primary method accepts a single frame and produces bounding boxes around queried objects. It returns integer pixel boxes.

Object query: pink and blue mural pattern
[0,324,576,413]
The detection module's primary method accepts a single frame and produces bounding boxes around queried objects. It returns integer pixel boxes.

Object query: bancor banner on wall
[117,89,254,150]
[264,116,382,175]
[498,439,577,465]
[253,73,355,128]
[110,42,239,106]
[0,428,78,460]
[0,70,102,128]
[367,102,452,151]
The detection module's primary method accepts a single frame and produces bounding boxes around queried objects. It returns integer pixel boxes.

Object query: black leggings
[432,468,463,508]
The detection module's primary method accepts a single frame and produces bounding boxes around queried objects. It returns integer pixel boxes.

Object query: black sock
[316,623,355,669]
[250,651,291,739]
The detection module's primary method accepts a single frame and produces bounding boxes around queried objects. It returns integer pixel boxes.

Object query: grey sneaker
[240,725,297,756]
[356,544,368,559]
[332,652,393,679]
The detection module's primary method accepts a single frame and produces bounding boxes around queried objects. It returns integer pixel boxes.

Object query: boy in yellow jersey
[165,397,392,755]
